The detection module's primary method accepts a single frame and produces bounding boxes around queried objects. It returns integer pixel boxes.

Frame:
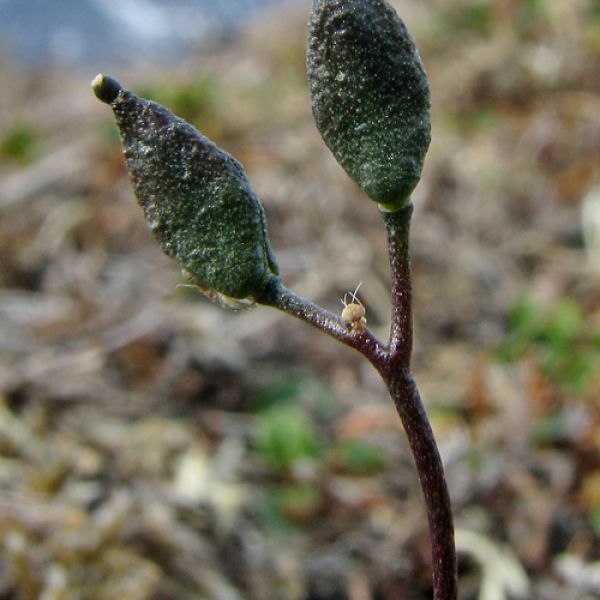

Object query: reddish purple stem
[258,204,457,600]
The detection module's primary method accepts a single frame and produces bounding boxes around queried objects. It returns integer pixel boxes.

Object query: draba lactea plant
[92,1,457,599]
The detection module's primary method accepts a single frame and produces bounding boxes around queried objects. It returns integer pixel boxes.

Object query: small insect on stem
[341,282,367,333]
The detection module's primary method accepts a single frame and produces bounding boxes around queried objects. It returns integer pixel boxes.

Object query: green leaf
[92,74,278,305]
[308,0,431,211]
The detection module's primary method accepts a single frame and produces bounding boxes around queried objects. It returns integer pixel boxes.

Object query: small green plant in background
[436,0,493,37]
[0,123,39,165]
[331,438,386,475]
[590,502,600,538]
[496,295,600,394]
[135,75,220,127]
[254,374,337,418]
[255,405,320,472]
[92,1,457,598]
[254,406,324,529]
[252,374,385,528]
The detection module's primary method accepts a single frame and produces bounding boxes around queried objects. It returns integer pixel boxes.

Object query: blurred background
[0,0,599,598]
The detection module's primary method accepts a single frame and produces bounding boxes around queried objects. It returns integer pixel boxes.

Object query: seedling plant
[93,1,458,598]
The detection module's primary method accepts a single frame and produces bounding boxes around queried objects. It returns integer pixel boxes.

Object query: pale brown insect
[341,282,367,332]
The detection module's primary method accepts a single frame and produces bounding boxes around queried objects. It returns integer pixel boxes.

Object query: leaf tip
[91,73,122,104]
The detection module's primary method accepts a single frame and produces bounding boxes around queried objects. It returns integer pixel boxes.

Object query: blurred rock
[0,0,303,69]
